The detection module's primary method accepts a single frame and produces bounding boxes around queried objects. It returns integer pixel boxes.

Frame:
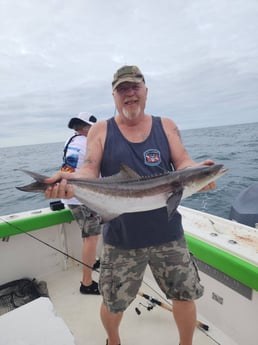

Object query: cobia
[16,164,227,223]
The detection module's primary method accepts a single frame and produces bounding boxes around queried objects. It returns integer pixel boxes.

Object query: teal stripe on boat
[0,209,74,238]
[186,233,258,292]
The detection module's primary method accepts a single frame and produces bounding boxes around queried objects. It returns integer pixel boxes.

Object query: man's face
[113,81,148,120]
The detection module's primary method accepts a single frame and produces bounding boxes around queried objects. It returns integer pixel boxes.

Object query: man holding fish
[44,65,217,345]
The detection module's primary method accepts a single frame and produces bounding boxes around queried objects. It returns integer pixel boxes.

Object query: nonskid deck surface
[45,266,220,345]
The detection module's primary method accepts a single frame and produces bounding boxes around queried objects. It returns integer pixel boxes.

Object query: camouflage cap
[112,65,145,90]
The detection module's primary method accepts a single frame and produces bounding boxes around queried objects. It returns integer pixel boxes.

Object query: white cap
[68,112,97,129]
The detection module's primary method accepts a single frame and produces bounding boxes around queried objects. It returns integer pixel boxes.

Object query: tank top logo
[143,149,161,166]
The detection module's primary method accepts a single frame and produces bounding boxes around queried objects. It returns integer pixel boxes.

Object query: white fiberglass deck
[44,265,234,345]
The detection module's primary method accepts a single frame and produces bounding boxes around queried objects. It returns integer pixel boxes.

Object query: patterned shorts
[68,205,101,238]
[99,236,204,313]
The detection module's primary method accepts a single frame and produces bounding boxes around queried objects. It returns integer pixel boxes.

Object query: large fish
[16,164,227,223]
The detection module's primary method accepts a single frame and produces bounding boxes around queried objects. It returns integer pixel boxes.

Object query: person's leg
[82,235,99,286]
[100,303,122,345]
[68,205,101,293]
[172,300,196,345]
[149,237,204,345]
[99,244,148,345]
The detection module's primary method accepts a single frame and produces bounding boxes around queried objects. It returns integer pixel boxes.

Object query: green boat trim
[186,233,258,292]
[0,208,74,238]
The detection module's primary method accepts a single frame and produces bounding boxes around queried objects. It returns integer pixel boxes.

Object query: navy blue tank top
[100,116,183,249]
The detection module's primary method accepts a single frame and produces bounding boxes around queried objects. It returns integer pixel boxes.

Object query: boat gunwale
[1,206,257,291]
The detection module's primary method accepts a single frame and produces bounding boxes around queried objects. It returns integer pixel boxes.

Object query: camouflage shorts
[99,236,204,313]
[68,205,101,238]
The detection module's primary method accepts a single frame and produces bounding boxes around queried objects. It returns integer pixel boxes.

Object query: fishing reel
[135,291,169,316]
[135,298,156,315]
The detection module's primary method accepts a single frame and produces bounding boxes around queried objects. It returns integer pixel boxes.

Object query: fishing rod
[0,216,97,272]
[0,216,209,332]
[136,291,209,331]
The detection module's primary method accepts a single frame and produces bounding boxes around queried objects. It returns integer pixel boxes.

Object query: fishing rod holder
[49,200,65,211]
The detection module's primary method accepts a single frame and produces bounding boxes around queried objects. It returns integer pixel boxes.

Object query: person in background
[45,66,216,345]
[61,112,101,295]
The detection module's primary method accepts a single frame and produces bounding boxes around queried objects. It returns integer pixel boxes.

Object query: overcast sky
[1,0,258,147]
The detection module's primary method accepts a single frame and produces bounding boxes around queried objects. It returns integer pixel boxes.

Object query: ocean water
[0,122,257,219]
[180,121,258,219]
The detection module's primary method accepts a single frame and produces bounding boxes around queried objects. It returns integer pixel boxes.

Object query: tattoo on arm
[83,157,97,165]
[174,126,182,142]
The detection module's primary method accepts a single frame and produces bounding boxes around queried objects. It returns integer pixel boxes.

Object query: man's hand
[196,159,216,192]
[198,181,216,192]
[44,171,75,199]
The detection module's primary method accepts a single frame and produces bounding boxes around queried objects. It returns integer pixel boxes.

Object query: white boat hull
[0,206,257,345]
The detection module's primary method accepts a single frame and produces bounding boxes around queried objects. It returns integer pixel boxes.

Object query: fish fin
[15,169,53,192]
[167,189,183,220]
[16,181,48,192]
[103,164,141,182]
[117,164,141,179]
[16,169,50,182]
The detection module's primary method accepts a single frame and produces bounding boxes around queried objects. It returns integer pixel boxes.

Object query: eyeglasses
[115,84,142,94]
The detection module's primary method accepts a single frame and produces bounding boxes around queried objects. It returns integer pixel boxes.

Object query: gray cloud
[0,0,258,147]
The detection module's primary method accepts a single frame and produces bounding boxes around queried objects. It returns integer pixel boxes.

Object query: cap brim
[68,118,77,129]
[112,76,143,91]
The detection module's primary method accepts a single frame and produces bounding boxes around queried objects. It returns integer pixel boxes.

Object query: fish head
[181,164,228,199]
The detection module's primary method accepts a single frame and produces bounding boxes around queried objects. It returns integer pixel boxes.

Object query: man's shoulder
[71,134,86,143]
[90,119,108,133]
[160,116,176,127]
[66,134,86,149]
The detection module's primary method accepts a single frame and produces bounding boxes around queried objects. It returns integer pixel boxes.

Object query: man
[45,65,216,345]
[61,112,101,295]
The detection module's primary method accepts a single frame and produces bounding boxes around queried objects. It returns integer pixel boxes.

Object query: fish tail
[16,169,50,193]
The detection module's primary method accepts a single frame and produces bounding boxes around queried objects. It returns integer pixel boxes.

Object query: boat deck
[45,265,224,345]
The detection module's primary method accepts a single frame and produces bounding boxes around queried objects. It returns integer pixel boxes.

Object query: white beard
[122,105,141,120]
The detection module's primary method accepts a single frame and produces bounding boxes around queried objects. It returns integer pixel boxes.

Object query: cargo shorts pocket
[99,263,128,313]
